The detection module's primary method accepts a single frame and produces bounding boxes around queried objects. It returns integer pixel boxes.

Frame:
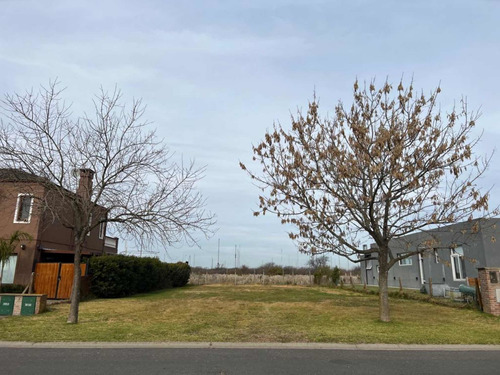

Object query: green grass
[1,284,499,344]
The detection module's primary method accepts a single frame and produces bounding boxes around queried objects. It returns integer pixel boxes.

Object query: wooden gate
[34,263,87,299]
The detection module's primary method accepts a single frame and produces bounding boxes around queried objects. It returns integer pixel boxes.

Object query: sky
[1,0,499,268]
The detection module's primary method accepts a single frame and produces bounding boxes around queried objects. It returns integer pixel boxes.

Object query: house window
[87,214,92,236]
[14,194,33,223]
[398,254,412,266]
[98,221,105,239]
[434,249,440,263]
[0,255,17,284]
[366,260,373,270]
[451,246,466,281]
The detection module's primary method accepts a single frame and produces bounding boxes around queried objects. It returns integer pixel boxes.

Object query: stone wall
[478,267,500,316]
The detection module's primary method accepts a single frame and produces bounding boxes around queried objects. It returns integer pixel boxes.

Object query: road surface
[1,343,499,374]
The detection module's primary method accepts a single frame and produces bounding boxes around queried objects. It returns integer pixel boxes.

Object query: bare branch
[0,81,216,323]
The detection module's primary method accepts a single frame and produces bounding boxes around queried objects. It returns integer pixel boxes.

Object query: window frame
[398,253,412,266]
[13,193,33,223]
[98,221,106,240]
[0,254,18,284]
[451,246,466,281]
[434,249,440,263]
[87,214,93,236]
[365,259,373,270]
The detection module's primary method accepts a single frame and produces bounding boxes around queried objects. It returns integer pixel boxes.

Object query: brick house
[0,168,118,286]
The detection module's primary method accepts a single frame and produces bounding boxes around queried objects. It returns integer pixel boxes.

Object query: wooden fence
[189,273,361,286]
[34,263,86,299]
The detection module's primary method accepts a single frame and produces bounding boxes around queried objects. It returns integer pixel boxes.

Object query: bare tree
[241,79,492,322]
[307,255,329,271]
[0,81,215,323]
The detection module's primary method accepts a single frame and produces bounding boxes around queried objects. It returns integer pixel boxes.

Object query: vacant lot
[1,284,499,344]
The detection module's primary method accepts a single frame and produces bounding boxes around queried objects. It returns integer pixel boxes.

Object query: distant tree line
[191,256,360,282]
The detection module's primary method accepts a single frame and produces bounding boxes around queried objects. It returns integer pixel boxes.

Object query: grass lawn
[1,284,499,344]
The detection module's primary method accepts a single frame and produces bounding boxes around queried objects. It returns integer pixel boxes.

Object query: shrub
[313,266,336,285]
[0,284,25,293]
[170,262,191,287]
[331,266,341,286]
[260,263,283,276]
[89,255,191,298]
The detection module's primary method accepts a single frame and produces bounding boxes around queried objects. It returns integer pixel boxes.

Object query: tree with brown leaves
[241,79,491,322]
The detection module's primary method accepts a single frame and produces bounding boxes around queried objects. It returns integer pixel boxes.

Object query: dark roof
[0,168,47,183]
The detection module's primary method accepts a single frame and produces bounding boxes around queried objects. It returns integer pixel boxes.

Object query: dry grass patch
[0,284,498,344]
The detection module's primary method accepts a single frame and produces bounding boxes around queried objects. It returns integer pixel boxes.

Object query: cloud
[1,0,499,268]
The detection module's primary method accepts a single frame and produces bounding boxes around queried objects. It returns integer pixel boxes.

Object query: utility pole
[234,245,237,285]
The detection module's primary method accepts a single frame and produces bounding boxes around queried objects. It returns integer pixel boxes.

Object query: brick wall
[478,267,500,316]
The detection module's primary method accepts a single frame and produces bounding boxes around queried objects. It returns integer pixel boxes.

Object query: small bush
[169,262,191,287]
[0,284,25,293]
[89,255,191,298]
[263,263,283,276]
[312,266,342,286]
[331,266,341,286]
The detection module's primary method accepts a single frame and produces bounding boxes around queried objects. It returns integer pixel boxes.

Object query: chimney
[77,168,95,200]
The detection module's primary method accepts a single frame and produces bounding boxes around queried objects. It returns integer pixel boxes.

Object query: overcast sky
[1,0,499,268]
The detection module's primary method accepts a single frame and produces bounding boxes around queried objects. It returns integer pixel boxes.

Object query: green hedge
[89,255,191,298]
[0,284,25,293]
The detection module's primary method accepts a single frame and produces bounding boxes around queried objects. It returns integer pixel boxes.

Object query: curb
[1,341,499,351]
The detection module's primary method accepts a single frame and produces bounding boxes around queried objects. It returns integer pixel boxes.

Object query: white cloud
[1,0,499,267]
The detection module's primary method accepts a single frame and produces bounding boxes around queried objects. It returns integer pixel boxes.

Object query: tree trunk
[0,264,4,293]
[378,269,390,322]
[67,238,82,324]
[378,250,390,322]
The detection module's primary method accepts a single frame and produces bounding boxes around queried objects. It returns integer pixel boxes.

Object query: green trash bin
[0,295,15,315]
[21,296,37,316]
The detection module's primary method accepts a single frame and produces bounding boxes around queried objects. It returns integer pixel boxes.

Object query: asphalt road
[1,346,499,375]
